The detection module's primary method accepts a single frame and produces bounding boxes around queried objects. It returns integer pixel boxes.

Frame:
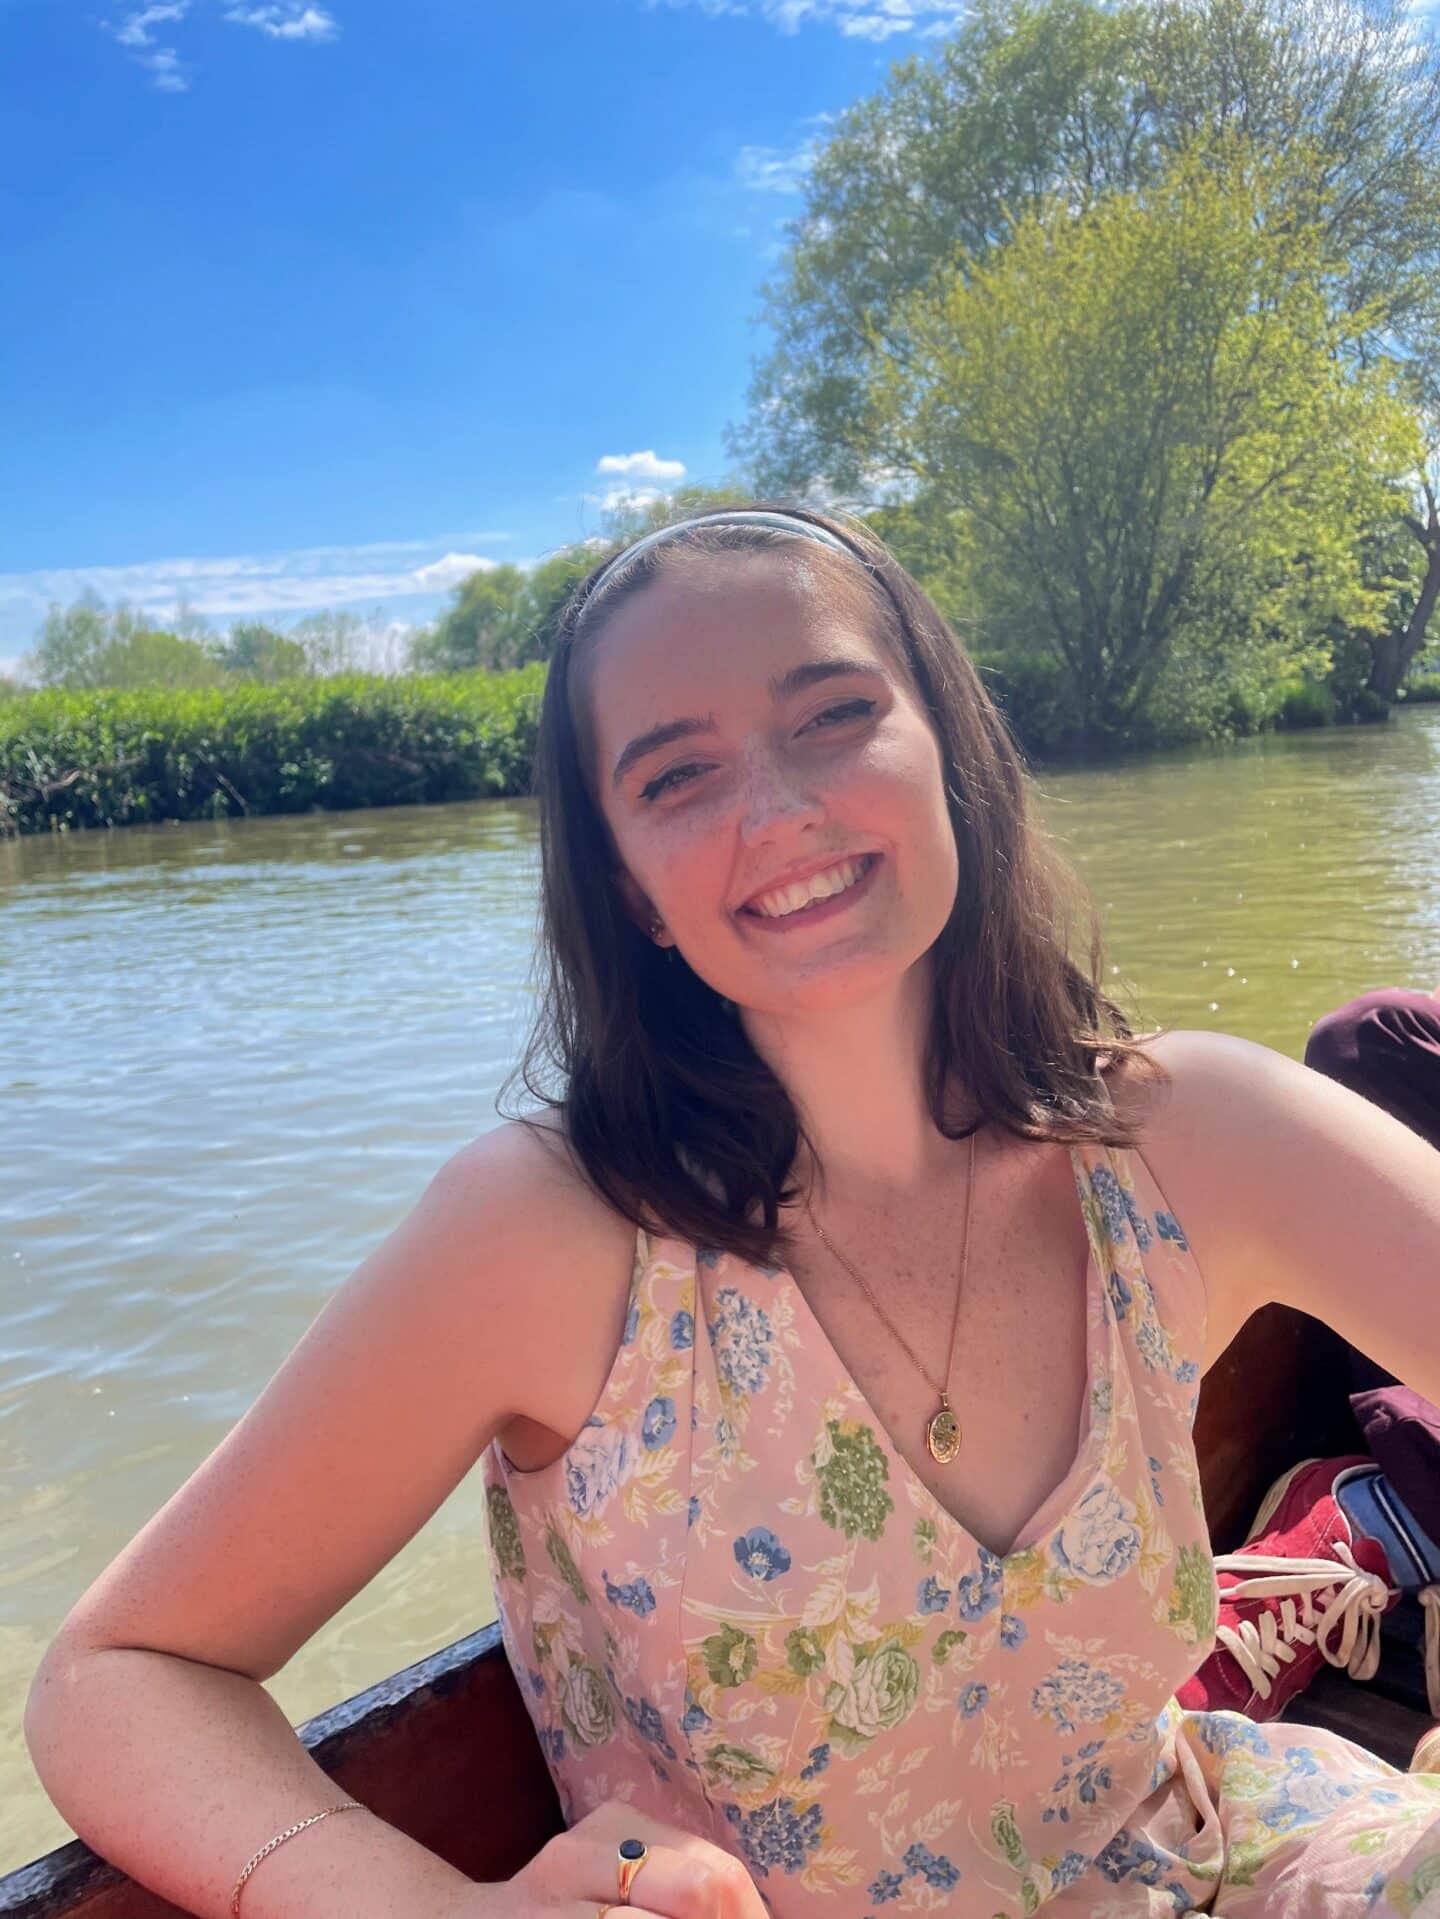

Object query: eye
[639,761,706,802]
[803,697,876,732]
[637,700,876,803]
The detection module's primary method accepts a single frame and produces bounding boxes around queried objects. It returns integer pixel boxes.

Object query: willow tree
[729,0,1440,503]
[861,131,1418,739]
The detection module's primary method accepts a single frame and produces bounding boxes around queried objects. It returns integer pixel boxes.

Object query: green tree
[730,0,1440,501]
[1368,380,1440,699]
[213,621,311,683]
[407,558,594,674]
[23,596,226,690]
[863,130,1418,739]
[407,487,752,675]
[408,565,531,674]
[98,628,227,689]
[287,608,377,676]
[511,549,604,666]
[25,592,112,687]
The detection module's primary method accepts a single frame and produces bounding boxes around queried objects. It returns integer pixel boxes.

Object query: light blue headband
[582,508,859,609]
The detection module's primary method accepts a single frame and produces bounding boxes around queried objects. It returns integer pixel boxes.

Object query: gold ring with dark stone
[616,1837,649,1903]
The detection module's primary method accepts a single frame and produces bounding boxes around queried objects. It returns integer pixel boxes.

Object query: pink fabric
[481,1140,1440,1914]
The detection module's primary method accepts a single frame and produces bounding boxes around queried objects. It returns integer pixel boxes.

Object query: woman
[25,505,1440,1918]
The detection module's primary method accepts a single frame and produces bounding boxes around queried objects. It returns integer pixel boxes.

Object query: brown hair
[500,499,1166,1264]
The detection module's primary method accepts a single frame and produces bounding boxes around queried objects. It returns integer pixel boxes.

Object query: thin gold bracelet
[229,1801,364,1918]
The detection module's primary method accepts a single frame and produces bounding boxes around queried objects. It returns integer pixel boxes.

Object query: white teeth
[750,856,871,919]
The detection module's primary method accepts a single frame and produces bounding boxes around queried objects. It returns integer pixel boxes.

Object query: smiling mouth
[740,852,880,920]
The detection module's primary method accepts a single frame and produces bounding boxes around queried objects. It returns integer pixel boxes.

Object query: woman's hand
[449,1798,770,1919]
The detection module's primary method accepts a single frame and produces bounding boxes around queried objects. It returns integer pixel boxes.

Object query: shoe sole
[1243,1456,1322,1545]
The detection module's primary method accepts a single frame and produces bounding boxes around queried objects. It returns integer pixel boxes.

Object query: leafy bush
[1270,678,1339,729]
[1351,687,1392,722]
[1401,674,1440,704]
[0,666,546,836]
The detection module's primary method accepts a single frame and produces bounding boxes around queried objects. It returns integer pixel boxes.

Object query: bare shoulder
[431,1111,642,1336]
[435,1107,623,1231]
[1106,1015,1432,1204]
[1098,1028,1254,1243]
[433,1114,643,1460]
[1103,1024,1264,1145]
[1100,1022,1440,1385]
[1101,1026,1309,1352]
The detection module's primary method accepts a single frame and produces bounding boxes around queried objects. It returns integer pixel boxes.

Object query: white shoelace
[1211,1541,1393,1702]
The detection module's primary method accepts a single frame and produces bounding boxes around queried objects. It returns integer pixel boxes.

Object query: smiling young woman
[521,505,1167,1271]
[25,502,1440,1919]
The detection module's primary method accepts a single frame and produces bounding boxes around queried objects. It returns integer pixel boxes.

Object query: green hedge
[0,666,546,835]
[8,653,1434,837]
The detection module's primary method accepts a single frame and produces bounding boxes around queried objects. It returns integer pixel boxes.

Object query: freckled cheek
[640,816,733,924]
[848,733,947,827]
[857,737,960,908]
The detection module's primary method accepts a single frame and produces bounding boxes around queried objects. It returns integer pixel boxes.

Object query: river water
[5,706,1440,1869]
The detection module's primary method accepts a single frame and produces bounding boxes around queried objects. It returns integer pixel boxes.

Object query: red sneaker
[1176,1456,1399,1720]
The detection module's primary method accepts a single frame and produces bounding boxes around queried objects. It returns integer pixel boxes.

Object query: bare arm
[23,1122,635,1919]
[1139,1029,1440,1388]
[25,1644,481,1919]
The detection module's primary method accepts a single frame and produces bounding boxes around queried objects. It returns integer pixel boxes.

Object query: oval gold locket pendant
[926,1394,961,1464]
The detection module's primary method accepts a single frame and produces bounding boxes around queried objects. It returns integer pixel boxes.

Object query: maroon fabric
[1350,1386,1440,1547]
[1304,988,1440,1152]
[1304,988,1440,1515]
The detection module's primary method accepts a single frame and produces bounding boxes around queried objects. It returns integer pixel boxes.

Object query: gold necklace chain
[803,1129,979,1465]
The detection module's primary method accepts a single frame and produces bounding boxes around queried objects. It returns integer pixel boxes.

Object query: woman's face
[584,547,960,1019]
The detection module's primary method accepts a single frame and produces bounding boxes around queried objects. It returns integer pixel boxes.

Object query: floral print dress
[481,1141,1440,1915]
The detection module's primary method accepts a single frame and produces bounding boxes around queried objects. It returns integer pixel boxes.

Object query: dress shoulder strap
[1072,1136,1207,1405]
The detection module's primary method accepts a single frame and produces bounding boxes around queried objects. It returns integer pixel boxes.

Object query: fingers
[560,1803,768,1919]
[605,1840,765,1919]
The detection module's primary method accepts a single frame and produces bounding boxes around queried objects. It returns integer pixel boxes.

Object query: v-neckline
[757,1140,1113,1565]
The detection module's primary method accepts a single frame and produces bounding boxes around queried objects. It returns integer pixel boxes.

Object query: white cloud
[101,1,192,87]
[585,484,671,515]
[412,552,494,591]
[101,0,339,88]
[644,0,966,34]
[141,45,190,87]
[0,531,514,651]
[222,4,339,40]
[595,450,688,483]
[735,142,817,194]
[110,2,189,46]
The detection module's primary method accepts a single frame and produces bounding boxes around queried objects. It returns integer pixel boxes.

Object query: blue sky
[1,0,970,676]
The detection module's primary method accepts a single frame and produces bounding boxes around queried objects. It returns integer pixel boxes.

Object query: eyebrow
[610,655,889,790]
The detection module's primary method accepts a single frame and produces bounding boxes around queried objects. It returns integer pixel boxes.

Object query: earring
[648,916,663,940]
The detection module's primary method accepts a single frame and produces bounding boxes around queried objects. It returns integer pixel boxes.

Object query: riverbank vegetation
[5,0,1438,815]
[0,669,544,836]
[5,645,1437,837]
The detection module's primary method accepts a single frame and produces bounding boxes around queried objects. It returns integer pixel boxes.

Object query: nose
[736,740,826,848]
